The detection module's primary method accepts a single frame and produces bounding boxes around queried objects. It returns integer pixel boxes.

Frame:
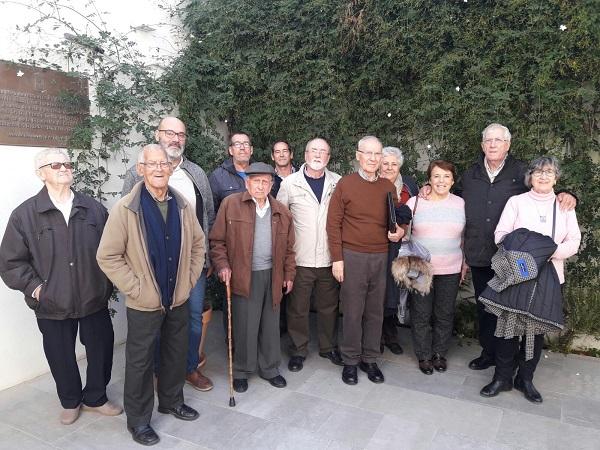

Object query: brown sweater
[326,173,397,261]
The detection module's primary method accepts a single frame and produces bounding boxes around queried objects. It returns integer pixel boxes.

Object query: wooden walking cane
[226,282,236,407]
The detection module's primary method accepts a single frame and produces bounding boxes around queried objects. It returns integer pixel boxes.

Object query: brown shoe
[60,405,81,425]
[82,401,123,416]
[186,370,213,391]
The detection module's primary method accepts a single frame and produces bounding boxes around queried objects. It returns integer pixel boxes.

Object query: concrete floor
[1,311,600,450]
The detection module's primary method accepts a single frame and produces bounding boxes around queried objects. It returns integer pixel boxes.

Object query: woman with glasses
[379,147,417,354]
[479,156,580,403]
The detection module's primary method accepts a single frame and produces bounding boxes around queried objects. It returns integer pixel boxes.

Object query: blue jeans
[154,269,207,375]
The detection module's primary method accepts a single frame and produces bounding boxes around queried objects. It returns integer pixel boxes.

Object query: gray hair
[34,148,69,171]
[482,123,511,142]
[137,144,167,163]
[524,156,562,188]
[382,146,404,167]
[357,135,382,151]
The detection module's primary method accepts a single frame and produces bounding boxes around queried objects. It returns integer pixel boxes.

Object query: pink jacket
[494,190,580,283]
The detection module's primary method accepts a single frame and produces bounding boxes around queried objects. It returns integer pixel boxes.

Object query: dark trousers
[381,314,399,345]
[287,266,339,357]
[232,269,281,379]
[125,303,188,428]
[410,273,460,360]
[340,249,387,365]
[37,308,114,409]
[494,334,544,382]
[471,266,497,360]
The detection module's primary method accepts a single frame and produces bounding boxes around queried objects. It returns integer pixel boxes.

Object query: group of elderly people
[0,119,581,446]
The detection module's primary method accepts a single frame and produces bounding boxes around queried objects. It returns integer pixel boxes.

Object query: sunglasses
[38,162,74,170]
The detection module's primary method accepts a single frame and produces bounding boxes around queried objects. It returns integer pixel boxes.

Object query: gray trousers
[125,303,188,428]
[287,266,339,357]
[340,249,387,365]
[232,269,281,379]
[410,273,460,360]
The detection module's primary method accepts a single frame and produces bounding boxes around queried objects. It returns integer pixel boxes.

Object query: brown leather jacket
[209,191,296,306]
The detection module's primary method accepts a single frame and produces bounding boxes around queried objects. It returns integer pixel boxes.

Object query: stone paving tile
[359,384,504,441]
[226,421,335,450]
[0,383,102,444]
[428,430,528,450]
[0,422,55,450]
[560,394,600,430]
[364,414,437,450]
[495,409,600,450]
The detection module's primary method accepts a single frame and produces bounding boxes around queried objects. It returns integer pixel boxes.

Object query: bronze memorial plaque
[0,61,89,148]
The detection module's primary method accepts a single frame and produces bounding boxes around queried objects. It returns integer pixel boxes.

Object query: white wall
[0,0,184,390]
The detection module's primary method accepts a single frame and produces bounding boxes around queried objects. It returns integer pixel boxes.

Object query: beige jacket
[97,181,205,311]
[276,164,341,268]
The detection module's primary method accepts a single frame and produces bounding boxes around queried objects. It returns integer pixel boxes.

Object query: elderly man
[122,116,214,392]
[277,137,343,371]
[327,136,404,385]
[270,140,297,197]
[210,162,296,393]
[209,131,254,212]
[97,144,205,446]
[0,148,120,425]
[454,123,576,378]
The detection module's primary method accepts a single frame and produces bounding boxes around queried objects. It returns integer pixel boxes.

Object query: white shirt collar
[252,196,271,218]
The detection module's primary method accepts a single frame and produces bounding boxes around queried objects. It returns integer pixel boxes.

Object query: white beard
[307,160,325,171]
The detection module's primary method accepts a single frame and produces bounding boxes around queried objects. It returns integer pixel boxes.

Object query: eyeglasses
[140,161,172,170]
[357,150,383,159]
[39,162,73,170]
[307,148,329,155]
[483,138,508,145]
[158,129,187,140]
[531,169,556,178]
[231,141,251,149]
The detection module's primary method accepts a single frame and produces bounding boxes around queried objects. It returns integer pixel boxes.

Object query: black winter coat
[455,153,527,267]
[0,187,113,319]
[479,228,563,328]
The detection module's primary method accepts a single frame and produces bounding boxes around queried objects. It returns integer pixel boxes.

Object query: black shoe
[385,342,404,355]
[128,424,160,446]
[419,359,434,375]
[288,356,305,372]
[468,355,495,370]
[319,349,344,366]
[233,378,248,393]
[157,403,199,421]
[359,362,385,383]
[432,353,447,372]
[261,374,287,388]
[514,377,543,403]
[342,365,358,385]
[480,379,512,397]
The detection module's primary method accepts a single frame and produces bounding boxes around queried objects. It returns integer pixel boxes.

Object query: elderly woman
[0,148,121,425]
[405,160,466,374]
[379,147,417,354]
[480,156,580,403]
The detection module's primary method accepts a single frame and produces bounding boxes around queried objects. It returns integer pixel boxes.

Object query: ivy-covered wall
[167,0,599,336]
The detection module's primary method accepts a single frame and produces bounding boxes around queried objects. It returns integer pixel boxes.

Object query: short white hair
[34,148,69,171]
[482,123,511,142]
[137,144,166,163]
[382,146,404,167]
[357,135,382,151]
